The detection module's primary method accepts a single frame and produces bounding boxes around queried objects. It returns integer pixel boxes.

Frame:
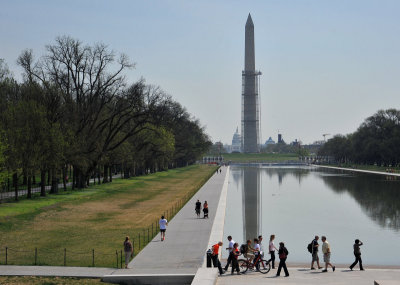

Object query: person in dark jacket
[349,239,364,271]
[276,242,289,277]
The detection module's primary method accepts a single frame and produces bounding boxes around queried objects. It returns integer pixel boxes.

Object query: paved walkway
[122,166,229,275]
[315,165,400,177]
[217,267,400,285]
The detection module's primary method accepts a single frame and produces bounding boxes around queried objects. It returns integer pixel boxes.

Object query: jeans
[212,255,224,274]
[350,254,363,270]
[224,252,233,270]
[231,258,240,273]
[268,251,275,268]
[277,258,289,276]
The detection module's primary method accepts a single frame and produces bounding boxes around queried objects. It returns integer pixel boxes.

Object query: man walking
[349,239,364,271]
[212,241,225,275]
[224,236,235,271]
[159,215,168,241]
[311,235,323,270]
[195,199,202,218]
[321,236,335,272]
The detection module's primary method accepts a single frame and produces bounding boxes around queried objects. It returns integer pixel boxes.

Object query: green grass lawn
[0,164,217,268]
[223,153,299,163]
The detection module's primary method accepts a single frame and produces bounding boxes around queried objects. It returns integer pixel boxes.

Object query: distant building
[232,127,242,153]
[278,134,284,144]
[265,137,275,146]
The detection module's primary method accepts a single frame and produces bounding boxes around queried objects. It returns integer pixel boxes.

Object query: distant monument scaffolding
[242,13,261,153]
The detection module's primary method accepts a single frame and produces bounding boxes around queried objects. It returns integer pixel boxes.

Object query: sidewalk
[217,267,400,285]
[103,166,230,283]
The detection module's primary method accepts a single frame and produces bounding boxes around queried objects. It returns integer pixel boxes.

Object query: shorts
[160,229,166,232]
[323,253,331,263]
[244,252,255,260]
[312,252,319,262]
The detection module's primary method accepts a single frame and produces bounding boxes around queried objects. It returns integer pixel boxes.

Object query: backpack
[307,242,312,253]
[124,241,132,252]
[240,244,248,254]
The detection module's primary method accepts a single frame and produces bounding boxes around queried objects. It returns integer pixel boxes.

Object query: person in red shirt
[212,241,224,275]
[231,243,242,275]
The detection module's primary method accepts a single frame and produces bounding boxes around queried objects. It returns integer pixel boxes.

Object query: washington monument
[242,13,261,153]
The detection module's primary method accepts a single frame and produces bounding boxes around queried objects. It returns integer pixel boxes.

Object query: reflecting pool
[222,165,400,265]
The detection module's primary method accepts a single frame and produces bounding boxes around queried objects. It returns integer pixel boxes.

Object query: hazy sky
[1,0,400,145]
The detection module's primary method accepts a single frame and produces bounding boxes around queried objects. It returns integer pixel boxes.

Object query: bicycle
[238,252,271,274]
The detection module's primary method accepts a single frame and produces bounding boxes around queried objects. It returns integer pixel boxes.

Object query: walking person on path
[349,239,364,271]
[195,199,202,218]
[159,215,168,241]
[253,238,261,267]
[231,243,242,275]
[123,236,133,269]
[276,242,289,277]
[267,234,278,269]
[243,239,256,263]
[211,241,225,275]
[224,235,235,271]
[310,235,323,270]
[203,201,209,218]
[321,236,335,272]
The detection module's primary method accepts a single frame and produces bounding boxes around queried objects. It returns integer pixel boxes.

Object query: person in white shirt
[224,235,235,271]
[159,215,168,241]
[253,238,261,267]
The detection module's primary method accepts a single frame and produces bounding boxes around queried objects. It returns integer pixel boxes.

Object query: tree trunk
[47,169,51,185]
[72,167,76,190]
[109,165,112,182]
[27,174,32,199]
[13,172,18,201]
[40,170,46,197]
[32,174,36,185]
[62,165,67,191]
[97,169,101,185]
[23,173,27,186]
[103,165,108,183]
[51,168,58,194]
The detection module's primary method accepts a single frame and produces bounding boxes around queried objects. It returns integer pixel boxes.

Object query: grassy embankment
[223,153,299,163]
[0,164,217,268]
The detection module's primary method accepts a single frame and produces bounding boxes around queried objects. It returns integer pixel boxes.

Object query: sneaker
[285,275,289,277]
[311,267,316,270]
[322,269,328,272]
[360,269,365,271]
[333,266,336,272]
[349,267,353,271]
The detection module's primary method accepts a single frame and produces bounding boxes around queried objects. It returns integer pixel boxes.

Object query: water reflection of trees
[261,167,313,185]
[321,174,400,231]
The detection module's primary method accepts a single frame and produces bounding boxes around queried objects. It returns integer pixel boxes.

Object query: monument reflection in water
[223,165,400,265]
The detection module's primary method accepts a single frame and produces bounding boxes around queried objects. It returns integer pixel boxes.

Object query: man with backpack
[309,235,323,270]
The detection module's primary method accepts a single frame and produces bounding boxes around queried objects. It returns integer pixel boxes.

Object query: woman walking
[231,243,241,275]
[268,234,278,269]
[276,242,289,277]
[203,201,209,218]
[123,236,133,269]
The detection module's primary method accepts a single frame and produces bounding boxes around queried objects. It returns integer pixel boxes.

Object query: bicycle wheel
[238,259,248,273]
[258,259,271,274]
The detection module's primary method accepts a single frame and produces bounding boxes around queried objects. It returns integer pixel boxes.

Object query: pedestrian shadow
[297,269,308,271]
[309,271,325,274]
[342,269,353,272]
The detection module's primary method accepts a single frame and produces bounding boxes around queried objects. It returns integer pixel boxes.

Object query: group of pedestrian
[209,234,365,277]
[309,235,335,272]
[211,234,290,277]
[195,199,208,218]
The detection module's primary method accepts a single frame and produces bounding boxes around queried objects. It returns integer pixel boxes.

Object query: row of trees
[0,36,211,199]
[318,109,400,166]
